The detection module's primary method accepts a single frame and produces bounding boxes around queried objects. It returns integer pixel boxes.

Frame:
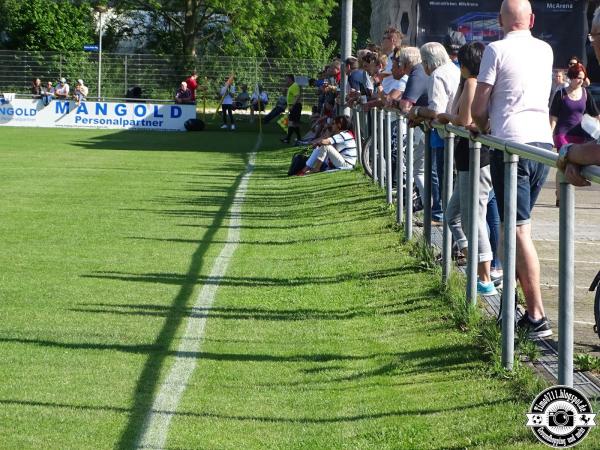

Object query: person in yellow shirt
[281,74,302,143]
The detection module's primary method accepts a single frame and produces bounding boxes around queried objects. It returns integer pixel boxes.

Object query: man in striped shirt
[299,115,357,175]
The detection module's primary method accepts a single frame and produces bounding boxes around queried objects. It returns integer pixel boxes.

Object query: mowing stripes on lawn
[136,137,260,449]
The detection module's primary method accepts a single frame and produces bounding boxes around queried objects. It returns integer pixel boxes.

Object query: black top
[454,137,490,172]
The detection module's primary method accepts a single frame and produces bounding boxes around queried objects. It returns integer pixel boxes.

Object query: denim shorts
[490,142,551,225]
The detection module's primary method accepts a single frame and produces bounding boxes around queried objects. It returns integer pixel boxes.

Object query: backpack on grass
[184,118,205,131]
[287,152,308,176]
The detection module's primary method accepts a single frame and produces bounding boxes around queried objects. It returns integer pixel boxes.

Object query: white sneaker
[230,124,236,130]
[220,124,228,129]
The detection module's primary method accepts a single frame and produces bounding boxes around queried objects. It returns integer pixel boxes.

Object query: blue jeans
[490,143,551,225]
[431,145,444,222]
[486,189,501,270]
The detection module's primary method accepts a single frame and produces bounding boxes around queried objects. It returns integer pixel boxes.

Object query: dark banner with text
[417,0,588,68]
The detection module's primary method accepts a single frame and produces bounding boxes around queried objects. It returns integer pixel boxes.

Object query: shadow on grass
[103,151,249,448]
[80,266,424,288]
[0,395,512,424]
[68,293,433,322]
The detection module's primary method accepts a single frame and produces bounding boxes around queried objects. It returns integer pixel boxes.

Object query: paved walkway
[533,168,600,357]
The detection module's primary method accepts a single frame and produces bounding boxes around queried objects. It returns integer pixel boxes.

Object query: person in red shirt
[185,71,199,102]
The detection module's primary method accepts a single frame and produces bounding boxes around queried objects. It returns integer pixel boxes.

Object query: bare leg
[515,223,545,320]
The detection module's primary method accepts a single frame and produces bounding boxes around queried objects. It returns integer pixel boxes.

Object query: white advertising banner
[0,98,195,131]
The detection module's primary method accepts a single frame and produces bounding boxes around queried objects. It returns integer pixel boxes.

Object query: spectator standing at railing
[549,62,599,206]
[555,6,600,187]
[437,41,497,296]
[381,27,404,73]
[393,47,429,209]
[471,0,554,338]
[407,42,460,226]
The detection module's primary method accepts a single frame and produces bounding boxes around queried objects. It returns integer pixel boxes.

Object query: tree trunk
[370,0,417,45]
[182,0,199,62]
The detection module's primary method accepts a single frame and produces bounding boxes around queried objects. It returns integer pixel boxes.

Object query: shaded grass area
[0,126,255,449]
[164,145,600,449]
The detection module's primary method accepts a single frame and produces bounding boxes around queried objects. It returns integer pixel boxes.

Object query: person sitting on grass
[297,115,357,176]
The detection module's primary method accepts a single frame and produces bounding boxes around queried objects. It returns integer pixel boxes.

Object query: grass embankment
[1,122,599,449]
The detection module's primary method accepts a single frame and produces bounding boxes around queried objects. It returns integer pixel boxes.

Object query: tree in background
[110,0,337,61]
[0,0,95,51]
[327,1,372,55]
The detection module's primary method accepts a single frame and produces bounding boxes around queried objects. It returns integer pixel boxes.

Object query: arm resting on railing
[558,141,600,186]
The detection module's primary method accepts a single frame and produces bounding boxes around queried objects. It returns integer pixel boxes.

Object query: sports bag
[184,118,205,131]
[287,153,308,176]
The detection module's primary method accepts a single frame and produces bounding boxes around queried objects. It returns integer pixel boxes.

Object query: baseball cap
[60,77,66,83]
[77,79,83,85]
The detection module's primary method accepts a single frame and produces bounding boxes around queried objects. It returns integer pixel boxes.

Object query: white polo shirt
[477,30,553,144]
[428,61,461,114]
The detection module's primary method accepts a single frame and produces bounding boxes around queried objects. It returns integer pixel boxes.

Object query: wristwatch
[557,143,573,171]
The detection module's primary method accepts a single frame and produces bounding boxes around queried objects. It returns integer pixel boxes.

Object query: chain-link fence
[0,50,329,106]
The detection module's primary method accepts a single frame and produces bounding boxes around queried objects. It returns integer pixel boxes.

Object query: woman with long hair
[550,62,600,205]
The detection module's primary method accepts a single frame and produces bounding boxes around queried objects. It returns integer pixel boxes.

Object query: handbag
[287,152,308,176]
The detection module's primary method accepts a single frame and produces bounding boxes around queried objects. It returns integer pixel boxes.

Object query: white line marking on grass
[136,136,260,449]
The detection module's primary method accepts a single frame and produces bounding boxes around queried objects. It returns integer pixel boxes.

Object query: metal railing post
[558,172,575,386]
[396,115,405,224]
[466,140,481,306]
[501,152,519,370]
[385,111,393,204]
[442,129,455,285]
[424,129,432,246]
[405,126,414,240]
[354,109,363,167]
[372,108,378,184]
[379,108,385,188]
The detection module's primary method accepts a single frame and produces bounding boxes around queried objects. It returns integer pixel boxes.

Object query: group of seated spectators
[31,77,88,105]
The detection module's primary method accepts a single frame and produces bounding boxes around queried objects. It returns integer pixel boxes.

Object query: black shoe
[517,311,553,339]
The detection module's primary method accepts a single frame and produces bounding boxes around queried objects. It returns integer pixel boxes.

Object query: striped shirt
[331,130,357,165]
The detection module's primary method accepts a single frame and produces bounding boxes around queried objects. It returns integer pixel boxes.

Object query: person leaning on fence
[555,5,600,187]
[296,115,357,176]
[549,62,599,206]
[471,0,554,339]
[408,42,461,227]
[436,41,497,296]
[392,46,429,213]
[73,79,88,105]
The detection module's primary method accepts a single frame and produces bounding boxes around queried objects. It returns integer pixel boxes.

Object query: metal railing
[0,50,327,106]
[354,105,600,387]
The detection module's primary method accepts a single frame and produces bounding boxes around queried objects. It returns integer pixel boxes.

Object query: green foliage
[112,0,337,59]
[328,0,373,53]
[575,353,600,372]
[0,0,95,51]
